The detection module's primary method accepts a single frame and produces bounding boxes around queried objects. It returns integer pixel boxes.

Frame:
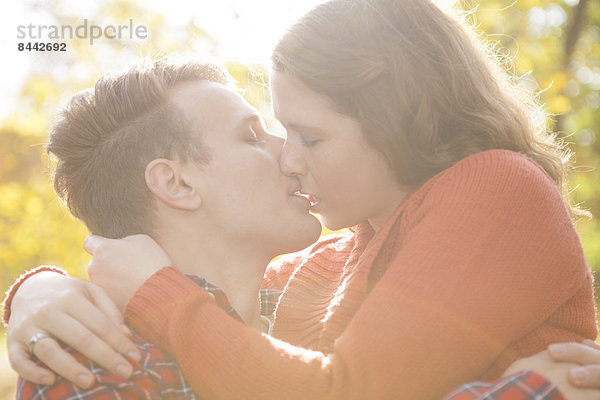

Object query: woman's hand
[503,341,600,399]
[7,271,141,388]
[547,340,600,388]
[84,234,171,311]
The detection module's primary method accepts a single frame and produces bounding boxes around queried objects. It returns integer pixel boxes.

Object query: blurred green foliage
[0,0,599,396]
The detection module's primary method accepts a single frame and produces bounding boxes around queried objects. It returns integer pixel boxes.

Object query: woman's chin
[319,215,351,232]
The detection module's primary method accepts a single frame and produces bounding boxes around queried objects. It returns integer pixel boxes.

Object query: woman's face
[270,71,407,231]
[171,80,322,255]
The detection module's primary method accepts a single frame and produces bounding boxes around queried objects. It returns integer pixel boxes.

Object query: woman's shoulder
[426,149,561,203]
[396,149,569,228]
[443,149,552,184]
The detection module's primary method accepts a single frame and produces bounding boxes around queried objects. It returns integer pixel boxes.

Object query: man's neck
[155,224,269,330]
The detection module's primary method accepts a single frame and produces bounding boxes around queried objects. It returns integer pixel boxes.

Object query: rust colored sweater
[125,149,597,399]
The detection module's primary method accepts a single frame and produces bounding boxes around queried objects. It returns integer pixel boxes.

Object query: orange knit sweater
[125,149,597,400]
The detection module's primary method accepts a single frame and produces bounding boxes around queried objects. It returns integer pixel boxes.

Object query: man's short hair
[47,54,233,238]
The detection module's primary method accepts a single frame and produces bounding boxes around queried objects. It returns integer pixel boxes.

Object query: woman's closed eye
[288,127,322,147]
[282,126,323,148]
[300,136,320,147]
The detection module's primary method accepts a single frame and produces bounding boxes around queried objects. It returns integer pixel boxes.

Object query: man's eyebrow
[235,113,261,131]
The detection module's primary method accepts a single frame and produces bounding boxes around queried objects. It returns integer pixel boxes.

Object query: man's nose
[279,140,308,176]
[266,133,284,159]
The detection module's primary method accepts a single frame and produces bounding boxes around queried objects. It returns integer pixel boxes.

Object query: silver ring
[28,332,52,355]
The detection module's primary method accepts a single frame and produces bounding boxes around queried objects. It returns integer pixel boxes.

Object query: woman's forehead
[270,71,337,124]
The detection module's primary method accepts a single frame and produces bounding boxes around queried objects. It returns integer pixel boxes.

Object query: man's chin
[282,215,322,254]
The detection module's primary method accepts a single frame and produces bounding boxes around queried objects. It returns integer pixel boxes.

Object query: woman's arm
[4,233,305,388]
[9,253,600,400]
[5,234,174,386]
[96,151,597,399]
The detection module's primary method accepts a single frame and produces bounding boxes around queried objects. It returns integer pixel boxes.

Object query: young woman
[6,0,600,398]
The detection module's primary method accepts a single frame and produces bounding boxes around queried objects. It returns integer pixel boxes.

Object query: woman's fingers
[35,302,137,378]
[82,235,111,256]
[85,234,169,311]
[548,342,600,388]
[569,365,600,387]
[549,342,600,365]
[583,339,600,351]
[7,271,139,384]
[86,282,123,328]
[28,334,96,388]
[85,283,140,358]
[7,341,56,386]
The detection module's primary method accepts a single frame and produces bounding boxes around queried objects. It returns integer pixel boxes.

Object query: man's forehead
[168,80,254,128]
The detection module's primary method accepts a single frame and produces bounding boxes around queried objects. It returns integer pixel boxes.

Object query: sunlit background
[1,0,599,397]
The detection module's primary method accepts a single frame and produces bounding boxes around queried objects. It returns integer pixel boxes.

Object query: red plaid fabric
[444,369,566,400]
[17,333,199,400]
[260,288,282,317]
[16,276,242,400]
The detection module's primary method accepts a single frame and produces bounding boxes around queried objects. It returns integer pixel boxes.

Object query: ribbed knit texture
[125,150,597,400]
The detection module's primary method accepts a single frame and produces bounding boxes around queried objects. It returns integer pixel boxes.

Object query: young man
[13,54,322,398]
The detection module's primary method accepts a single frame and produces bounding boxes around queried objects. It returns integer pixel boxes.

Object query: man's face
[168,80,321,256]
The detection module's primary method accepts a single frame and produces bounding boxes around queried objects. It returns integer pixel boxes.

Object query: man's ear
[145,159,202,211]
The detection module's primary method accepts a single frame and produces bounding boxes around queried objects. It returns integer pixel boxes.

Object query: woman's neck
[368,187,408,231]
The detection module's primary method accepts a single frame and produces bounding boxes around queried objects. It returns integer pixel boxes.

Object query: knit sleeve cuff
[3,265,69,326]
[124,266,215,348]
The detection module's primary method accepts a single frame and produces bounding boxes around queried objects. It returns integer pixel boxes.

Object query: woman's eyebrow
[285,122,325,135]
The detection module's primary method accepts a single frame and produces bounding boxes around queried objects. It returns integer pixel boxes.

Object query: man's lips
[292,191,319,207]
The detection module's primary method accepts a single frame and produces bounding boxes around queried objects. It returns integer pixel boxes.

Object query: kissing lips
[290,191,311,209]
[294,192,320,209]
